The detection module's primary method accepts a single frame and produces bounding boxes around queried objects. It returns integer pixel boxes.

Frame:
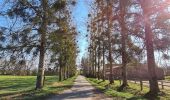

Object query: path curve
[48,75,112,100]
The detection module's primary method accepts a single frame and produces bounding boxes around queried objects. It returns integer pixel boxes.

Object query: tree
[140,0,160,96]
[0,0,75,89]
[118,0,130,90]
[35,0,48,89]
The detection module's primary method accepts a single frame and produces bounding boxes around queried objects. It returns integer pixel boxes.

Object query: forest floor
[48,75,112,100]
[0,75,76,100]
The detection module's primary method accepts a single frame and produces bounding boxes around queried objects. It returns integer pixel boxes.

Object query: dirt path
[48,75,112,100]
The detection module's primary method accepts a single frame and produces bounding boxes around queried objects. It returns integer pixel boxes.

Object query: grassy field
[0,75,76,100]
[86,78,170,100]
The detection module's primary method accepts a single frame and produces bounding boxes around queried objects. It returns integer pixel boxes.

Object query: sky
[71,0,90,65]
[0,0,90,66]
[0,0,170,67]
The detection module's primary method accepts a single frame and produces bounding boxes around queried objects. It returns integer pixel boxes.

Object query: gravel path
[47,75,113,100]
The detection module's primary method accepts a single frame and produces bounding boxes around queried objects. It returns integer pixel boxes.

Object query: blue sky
[0,0,169,67]
[0,0,90,65]
[72,0,90,65]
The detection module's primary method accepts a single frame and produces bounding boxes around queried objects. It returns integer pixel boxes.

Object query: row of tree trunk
[83,0,170,96]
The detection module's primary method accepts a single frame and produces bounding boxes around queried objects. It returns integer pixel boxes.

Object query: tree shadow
[1,84,79,99]
[0,76,62,100]
[0,89,34,98]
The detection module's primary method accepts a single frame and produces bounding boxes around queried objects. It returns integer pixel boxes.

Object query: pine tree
[0,0,75,89]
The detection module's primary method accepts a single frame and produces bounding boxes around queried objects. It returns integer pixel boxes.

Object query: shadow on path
[48,75,112,100]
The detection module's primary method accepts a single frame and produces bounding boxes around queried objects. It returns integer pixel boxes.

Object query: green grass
[165,76,170,81]
[86,78,170,100]
[0,75,77,100]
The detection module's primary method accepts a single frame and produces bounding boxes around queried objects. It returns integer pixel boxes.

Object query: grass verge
[86,78,170,100]
[0,75,77,100]
[165,76,170,81]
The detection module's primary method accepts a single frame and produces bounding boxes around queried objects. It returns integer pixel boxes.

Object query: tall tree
[106,0,114,84]
[0,0,75,89]
[35,0,48,89]
[118,0,129,90]
[140,0,159,95]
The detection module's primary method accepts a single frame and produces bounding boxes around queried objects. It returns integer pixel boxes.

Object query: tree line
[82,0,170,97]
[0,0,77,89]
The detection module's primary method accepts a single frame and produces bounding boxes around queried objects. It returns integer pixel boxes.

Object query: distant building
[163,67,170,76]
[105,63,164,80]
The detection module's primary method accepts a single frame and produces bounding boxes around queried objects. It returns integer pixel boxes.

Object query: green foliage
[49,10,77,80]
[52,0,66,11]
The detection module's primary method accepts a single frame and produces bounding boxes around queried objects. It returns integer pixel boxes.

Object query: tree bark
[97,40,100,80]
[107,0,114,84]
[141,0,159,95]
[102,42,105,81]
[91,42,95,77]
[35,0,47,89]
[119,0,128,88]
[63,65,66,80]
[59,66,62,81]
[94,44,97,78]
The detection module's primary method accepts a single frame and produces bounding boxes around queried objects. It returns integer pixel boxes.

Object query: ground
[0,75,76,100]
[87,77,170,100]
[1,75,170,100]
[48,75,112,100]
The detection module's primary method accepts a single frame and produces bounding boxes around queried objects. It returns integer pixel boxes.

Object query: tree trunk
[119,0,128,88]
[35,0,47,89]
[59,57,62,81]
[66,64,69,78]
[145,20,159,95]
[59,67,62,81]
[92,44,95,77]
[63,66,66,80]
[108,34,113,84]
[107,0,113,84]
[141,0,159,95]
[90,49,93,77]
[94,45,97,78]
[97,40,100,80]
[102,43,105,81]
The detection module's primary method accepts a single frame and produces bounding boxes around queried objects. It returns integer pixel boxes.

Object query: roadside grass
[86,78,170,100]
[0,75,76,100]
[165,76,170,81]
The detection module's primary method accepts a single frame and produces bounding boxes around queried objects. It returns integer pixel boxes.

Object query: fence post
[140,79,143,91]
[134,78,136,84]
[161,81,164,89]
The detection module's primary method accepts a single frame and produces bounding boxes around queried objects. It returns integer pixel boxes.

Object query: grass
[86,78,170,100]
[165,76,170,81]
[0,75,77,100]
